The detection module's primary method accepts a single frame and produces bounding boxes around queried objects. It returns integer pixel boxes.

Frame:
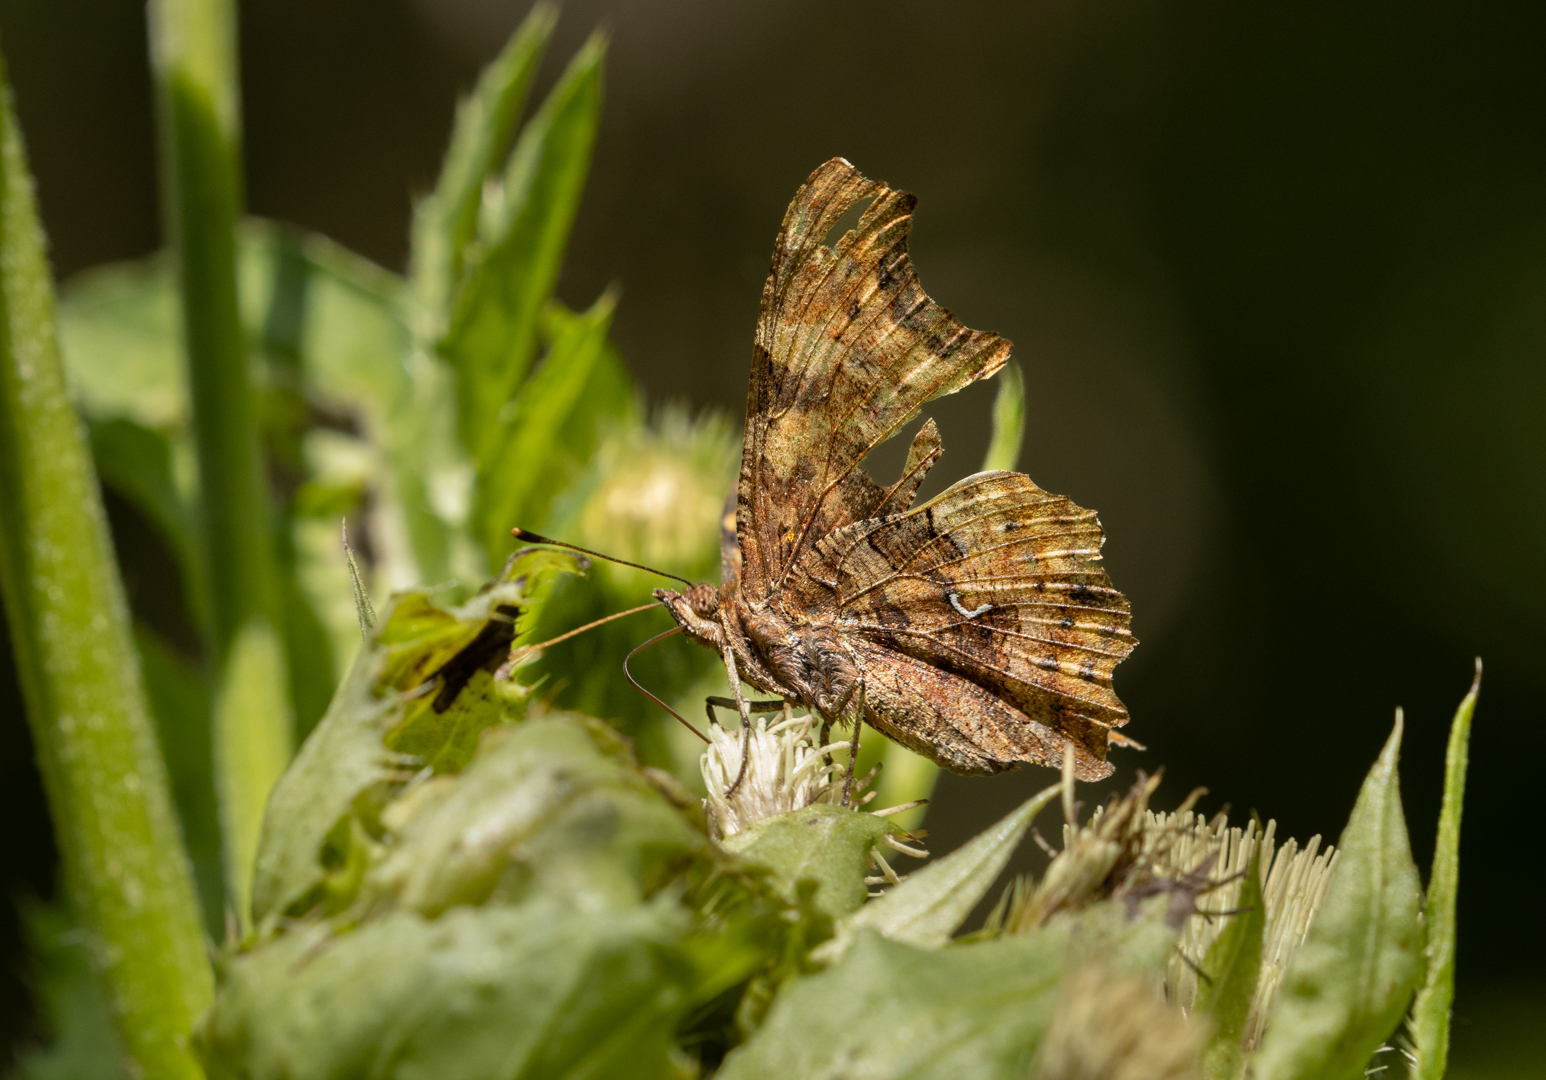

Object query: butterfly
[645,158,1137,784]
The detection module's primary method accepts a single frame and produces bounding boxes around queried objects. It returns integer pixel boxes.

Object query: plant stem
[149,0,293,927]
[0,49,211,1079]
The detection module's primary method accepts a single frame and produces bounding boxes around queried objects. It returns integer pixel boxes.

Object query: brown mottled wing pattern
[788,471,1135,779]
[737,158,1011,600]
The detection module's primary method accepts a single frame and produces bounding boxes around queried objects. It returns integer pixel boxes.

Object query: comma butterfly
[648,158,1137,783]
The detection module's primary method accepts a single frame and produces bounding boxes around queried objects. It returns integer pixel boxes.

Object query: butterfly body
[657,158,1136,782]
[655,585,862,724]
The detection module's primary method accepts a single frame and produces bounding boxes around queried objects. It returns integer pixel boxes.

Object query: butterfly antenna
[624,626,709,743]
[510,601,660,661]
[512,527,695,587]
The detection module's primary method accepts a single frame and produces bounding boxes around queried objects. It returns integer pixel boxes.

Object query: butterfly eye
[686,583,721,618]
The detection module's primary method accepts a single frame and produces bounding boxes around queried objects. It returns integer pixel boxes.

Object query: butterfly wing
[789,470,1135,780]
[737,158,1011,602]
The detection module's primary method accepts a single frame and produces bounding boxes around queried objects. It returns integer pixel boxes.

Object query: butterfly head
[653,583,725,649]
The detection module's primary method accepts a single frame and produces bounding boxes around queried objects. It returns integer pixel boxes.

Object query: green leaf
[409,3,557,333]
[238,220,409,409]
[57,254,185,428]
[1197,843,1265,1080]
[363,714,710,916]
[385,666,525,775]
[0,48,212,1076]
[721,804,891,921]
[981,360,1025,472]
[235,220,462,594]
[1251,713,1424,1080]
[441,34,606,459]
[248,647,403,930]
[206,709,742,1080]
[827,781,1061,955]
[198,900,697,1080]
[472,293,622,566]
[250,549,584,928]
[723,899,1178,1080]
[1408,660,1481,1080]
[720,930,1067,1080]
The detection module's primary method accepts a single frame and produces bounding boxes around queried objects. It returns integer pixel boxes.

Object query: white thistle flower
[700,708,852,841]
[1158,809,1339,1050]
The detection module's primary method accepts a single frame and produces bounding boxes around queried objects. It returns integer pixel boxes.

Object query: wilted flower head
[985,765,1339,1055]
[1036,966,1204,1080]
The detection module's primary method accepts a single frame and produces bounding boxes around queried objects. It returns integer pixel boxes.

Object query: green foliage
[49,0,652,963]
[1197,842,1265,1080]
[722,804,892,920]
[202,679,777,1078]
[522,408,738,764]
[442,33,606,464]
[720,900,1176,1080]
[409,3,556,328]
[833,781,1061,953]
[249,547,582,932]
[1409,660,1481,1079]
[201,902,703,1080]
[472,293,628,564]
[1252,714,1425,1080]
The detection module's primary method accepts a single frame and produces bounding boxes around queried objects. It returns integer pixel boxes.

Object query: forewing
[738,158,1011,600]
[790,471,1135,776]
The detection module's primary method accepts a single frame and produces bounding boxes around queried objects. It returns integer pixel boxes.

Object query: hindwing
[787,471,1136,778]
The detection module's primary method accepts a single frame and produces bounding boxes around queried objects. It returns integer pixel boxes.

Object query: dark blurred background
[1,0,1542,1069]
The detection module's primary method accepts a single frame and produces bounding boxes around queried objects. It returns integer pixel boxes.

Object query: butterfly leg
[704,696,786,729]
[717,642,756,797]
[841,684,866,808]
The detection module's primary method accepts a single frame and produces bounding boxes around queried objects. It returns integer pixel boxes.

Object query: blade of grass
[0,49,211,1077]
[150,0,294,927]
[1408,659,1481,1079]
[442,34,606,461]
